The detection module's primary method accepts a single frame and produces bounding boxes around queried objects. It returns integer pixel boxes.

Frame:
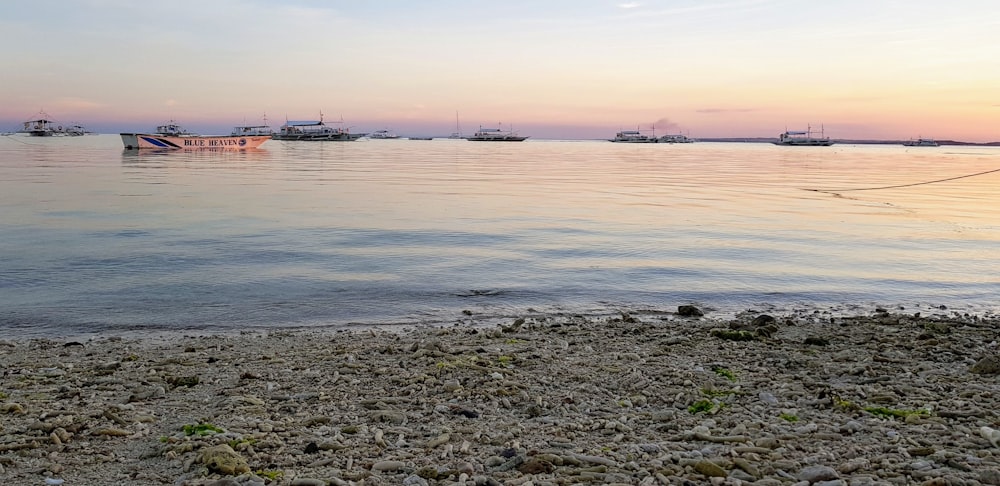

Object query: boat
[271,113,365,141]
[659,133,696,143]
[408,136,434,140]
[369,129,401,139]
[231,124,274,137]
[903,138,939,147]
[120,120,271,150]
[466,124,528,142]
[610,129,658,143]
[773,125,834,146]
[18,110,89,136]
[448,111,464,139]
[231,115,274,137]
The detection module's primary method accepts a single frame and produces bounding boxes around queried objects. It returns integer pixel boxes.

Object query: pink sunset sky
[1,0,998,141]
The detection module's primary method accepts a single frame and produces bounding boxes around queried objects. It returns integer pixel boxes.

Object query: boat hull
[773,140,834,146]
[271,133,365,141]
[121,133,270,150]
[466,136,528,142]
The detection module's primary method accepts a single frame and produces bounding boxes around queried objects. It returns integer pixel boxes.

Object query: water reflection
[2,135,1000,337]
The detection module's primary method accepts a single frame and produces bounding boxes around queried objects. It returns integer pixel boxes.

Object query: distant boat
[610,129,658,143]
[369,129,401,139]
[466,124,528,142]
[120,120,270,150]
[272,113,366,141]
[18,110,90,137]
[659,133,696,143]
[231,125,274,137]
[408,136,434,140]
[903,138,939,147]
[448,111,464,139]
[231,115,274,137]
[774,125,834,146]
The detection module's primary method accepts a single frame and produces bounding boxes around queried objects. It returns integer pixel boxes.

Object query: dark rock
[518,458,555,474]
[804,336,830,346]
[677,305,704,317]
[166,375,199,387]
[751,314,776,327]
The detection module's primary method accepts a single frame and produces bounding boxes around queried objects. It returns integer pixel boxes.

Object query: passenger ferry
[610,129,657,143]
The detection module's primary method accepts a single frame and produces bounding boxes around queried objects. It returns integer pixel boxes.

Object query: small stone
[982,426,1000,447]
[971,356,1000,375]
[979,469,1000,485]
[693,460,727,478]
[372,460,406,472]
[798,465,839,483]
[290,480,327,486]
[198,444,250,475]
[804,336,830,346]
[518,457,555,474]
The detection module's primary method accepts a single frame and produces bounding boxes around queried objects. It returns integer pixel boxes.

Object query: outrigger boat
[902,138,939,147]
[271,113,365,141]
[466,124,528,142]
[773,125,834,146]
[18,110,90,137]
[121,120,271,150]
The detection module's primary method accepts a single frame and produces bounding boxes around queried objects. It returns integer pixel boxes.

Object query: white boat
[448,111,464,139]
[466,124,528,142]
[659,133,696,143]
[231,125,274,137]
[774,125,834,146]
[272,113,365,141]
[231,115,274,137]
[121,120,270,149]
[369,129,401,139]
[903,138,939,147]
[610,129,657,143]
[18,111,89,137]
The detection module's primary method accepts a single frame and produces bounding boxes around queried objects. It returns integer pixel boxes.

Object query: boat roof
[284,120,324,126]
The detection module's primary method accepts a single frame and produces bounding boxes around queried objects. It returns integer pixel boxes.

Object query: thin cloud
[618,2,641,8]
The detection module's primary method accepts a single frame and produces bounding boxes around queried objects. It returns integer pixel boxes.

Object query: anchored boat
[18,110,90,136]
[466,124,528,142]
[272,113,365,141]
[903,138,939,147]
[121,121,271,149]
[774,125,834,146]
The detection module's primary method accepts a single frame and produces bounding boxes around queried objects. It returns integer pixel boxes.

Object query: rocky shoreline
[3,306,1000,485]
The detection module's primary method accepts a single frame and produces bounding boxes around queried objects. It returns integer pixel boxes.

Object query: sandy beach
[3,306,1000,485]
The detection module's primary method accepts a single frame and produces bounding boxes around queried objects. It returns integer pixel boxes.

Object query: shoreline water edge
[3,306,1000,485]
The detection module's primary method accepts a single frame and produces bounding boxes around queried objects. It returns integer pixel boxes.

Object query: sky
[1,0,998,141]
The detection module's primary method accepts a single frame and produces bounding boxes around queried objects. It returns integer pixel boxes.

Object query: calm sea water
[2,134,999,338]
